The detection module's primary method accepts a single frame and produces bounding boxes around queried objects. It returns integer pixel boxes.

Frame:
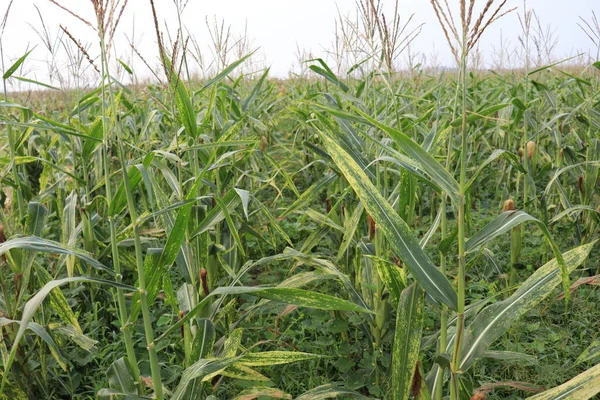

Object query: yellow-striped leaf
[218,364,269,382]
[466,210,569,300]
[373,256,407,308]
[459,242,596,372]
[349,106,459,203]
[238,351,322,367]
[318,130,458,310]
[526,362,600,400]
[391,284,425,400]
[172,358,239,400]
[211,286,373,314]
[296,383,375,399]
[231,386,292,400]
[576,340,600,366]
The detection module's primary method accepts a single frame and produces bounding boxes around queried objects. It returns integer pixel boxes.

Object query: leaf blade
[459,242,596,372]
[526,362,600,400]
[391,284,425,400]
[318,129,458,310]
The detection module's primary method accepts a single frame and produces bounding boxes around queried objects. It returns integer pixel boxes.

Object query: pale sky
[1,0,598,88]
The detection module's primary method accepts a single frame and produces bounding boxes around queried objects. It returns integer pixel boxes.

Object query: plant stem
[521,1,531,244]
[435,195,448,400]
[97,42,143,397]
[98,31,165,398]
[450,41,469,400]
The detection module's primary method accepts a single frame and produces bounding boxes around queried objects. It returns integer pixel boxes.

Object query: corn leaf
[318,129,458,310]
[391,284,425,400]
[219,364,269,382]
[198,52,254,93]
[190,318,215,362]
[109,166,143,216]
[0,318,67,371]
[465,210,569,299]
[13,76,60,91]
[576,340,600,366]
[190,189,245,239]
[348,106,460,204]
[466,149,525,191]
[372,256,407,308]
[172,357,239,400]
[0,236,109,273]
[96,389,147,400]
[36,266,82,333]
[296,383,375,399]
[211,286,373,314]
[1,277,135,391]
[157,281,373,344]
[459,242,596,372]
[238,351,322,366]
[231,387,291,400]
[3,49,34,79]
[106,357,137,396]
[308,58,349,92]
[15,202,48,308]
[279,173,337,218]
[526,362,600,400]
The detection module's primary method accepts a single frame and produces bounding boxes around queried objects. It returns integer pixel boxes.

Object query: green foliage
[1,11,599,399]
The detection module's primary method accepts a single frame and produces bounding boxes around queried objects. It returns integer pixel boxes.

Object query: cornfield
[1,0,599,399]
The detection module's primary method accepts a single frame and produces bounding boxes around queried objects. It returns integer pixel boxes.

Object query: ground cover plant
[1,0,600,399]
